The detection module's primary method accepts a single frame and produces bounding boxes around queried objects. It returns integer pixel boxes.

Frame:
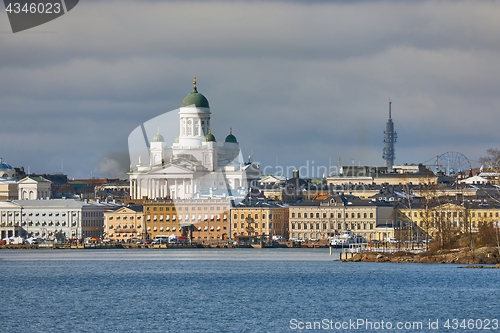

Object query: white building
[129,77,260,200]
[0,199,119,240]
[18,176,52,200]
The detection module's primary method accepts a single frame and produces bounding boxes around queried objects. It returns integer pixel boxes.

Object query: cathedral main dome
[180,77,210,108]
[0,158,14,178]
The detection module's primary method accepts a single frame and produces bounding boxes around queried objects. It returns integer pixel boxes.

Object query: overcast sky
[1,0,499,179]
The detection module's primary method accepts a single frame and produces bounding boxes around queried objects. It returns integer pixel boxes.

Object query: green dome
[225,128,237,143]
[205,131,216,142]
[152,133,164,142]
[181,77,209,108]
[152,128,164,142]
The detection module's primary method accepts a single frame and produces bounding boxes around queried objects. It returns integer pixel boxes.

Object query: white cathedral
[128,77,260,200]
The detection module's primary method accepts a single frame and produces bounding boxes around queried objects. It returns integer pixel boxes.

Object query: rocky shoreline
[343,246,500,265]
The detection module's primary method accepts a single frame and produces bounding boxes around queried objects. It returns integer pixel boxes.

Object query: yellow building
[0,180,18,200]
[396,200,500,240]
[143,199,179,240]
[143,198,231,244]
[230,201,289,240]
[289,195,394,242]
[104,205,144,242]
[176,199,231,245]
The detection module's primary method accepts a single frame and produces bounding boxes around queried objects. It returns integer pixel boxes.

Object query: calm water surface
[0,248,498,333]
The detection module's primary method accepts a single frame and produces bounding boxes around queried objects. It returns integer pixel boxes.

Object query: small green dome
[205,130,216,142]
[225,128,237,143]
[152,133,164,142]
[174,136,179,143]
[181,77,209,108]
[152,128,164,142]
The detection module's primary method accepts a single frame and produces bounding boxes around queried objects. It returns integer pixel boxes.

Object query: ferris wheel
[423,151,472,176]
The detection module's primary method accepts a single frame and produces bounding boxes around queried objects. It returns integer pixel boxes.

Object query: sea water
[0,248,498,333]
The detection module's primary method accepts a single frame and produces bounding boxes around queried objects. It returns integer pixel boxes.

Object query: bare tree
[479,148,500,170]
[416,177,441,251]
[479,148,500,185]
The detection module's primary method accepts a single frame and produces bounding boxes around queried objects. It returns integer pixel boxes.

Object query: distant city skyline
[1,1,499,178]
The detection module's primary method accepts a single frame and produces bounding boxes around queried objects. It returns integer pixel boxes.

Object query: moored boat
[329,230,366,248]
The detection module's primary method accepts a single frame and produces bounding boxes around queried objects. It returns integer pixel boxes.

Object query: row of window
[108,216,141,220]
[82,220,102,227]
[1,212,78,217]
[290,233,323,240]
[146,214,227,221]
[109,224,141,229]
[233,213,274,220]
[108,232,141,238]
[2,220,98,227]
[146,206,227,211]
[291,222,374,230]
[233,222,274,229]
[83,211,102,217]
[30,230,76,237]
[406,211,500,218]
[2,221,77,227]
[419,221,498,228]
[291,212,374,219]
[181,118,206,136]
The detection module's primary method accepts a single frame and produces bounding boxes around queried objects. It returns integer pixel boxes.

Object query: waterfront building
[104,205,144,243]
[128,77,260,200]
[143,198,231,244]
[396,199,500,241]
[288,195,394,242]
[0,199,118,240]
[230,200,289,240]
[0,201,22,238]
[142,198,178,240]
[180,199,231,244]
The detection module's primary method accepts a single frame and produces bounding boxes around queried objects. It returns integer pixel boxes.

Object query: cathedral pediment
[148,163,195,175]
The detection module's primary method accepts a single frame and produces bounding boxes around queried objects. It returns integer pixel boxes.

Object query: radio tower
[383,101,397,171]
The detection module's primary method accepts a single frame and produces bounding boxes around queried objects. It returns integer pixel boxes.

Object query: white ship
[329,230,366,248]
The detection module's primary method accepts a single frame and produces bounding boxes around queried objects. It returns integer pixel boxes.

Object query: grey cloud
[1,0,499,177]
